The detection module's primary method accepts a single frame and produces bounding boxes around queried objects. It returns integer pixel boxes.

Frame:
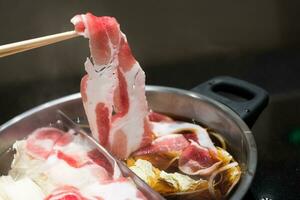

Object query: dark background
[0,1,300,199]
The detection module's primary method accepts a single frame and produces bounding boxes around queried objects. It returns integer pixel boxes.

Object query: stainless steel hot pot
[0,76,268,199]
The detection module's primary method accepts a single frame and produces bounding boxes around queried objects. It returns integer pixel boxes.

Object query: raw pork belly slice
[71,13,152,159]
[133,134,189,156]
[25,127,66,159]
[178,141,221,176]
[151,121,216,150]
[148,111,174,122]
[148,121,220,175]
[44,186,86,200]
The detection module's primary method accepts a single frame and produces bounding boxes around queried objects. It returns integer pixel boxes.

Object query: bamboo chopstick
[0,30,78,58]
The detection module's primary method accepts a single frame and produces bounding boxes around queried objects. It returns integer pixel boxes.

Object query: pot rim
[0,85,257,200]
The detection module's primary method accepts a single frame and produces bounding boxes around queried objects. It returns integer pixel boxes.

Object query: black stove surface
[0,50,300,200]
[243,92,300,200]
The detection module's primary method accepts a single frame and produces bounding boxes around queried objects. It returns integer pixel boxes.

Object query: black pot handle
[191,76,269,128]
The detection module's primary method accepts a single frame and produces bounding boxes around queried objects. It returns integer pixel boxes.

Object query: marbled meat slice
[133,134,189,156]
[150,121,221,175]
[151,121,216,150]
[71,13,152,159]
[178,141,221,176]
